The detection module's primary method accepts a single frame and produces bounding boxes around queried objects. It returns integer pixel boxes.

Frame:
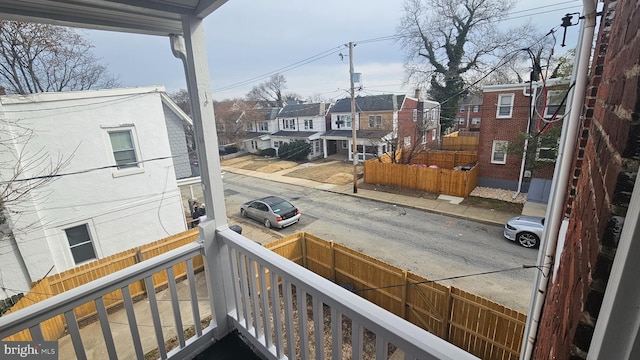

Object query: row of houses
[215,90,441,161]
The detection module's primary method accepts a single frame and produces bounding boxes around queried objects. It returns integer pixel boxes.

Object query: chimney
[414,88,422,100]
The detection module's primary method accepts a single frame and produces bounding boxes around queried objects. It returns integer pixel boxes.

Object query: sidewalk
[221,162,525,227]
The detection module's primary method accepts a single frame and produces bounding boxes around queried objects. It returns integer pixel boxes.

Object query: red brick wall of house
[477,89,532,182]
[533,0,640,358]
[398,98,420,149]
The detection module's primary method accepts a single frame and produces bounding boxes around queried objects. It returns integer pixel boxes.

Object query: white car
[504,216,544,248]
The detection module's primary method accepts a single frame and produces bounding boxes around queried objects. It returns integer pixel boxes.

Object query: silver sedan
[504,215,544,248]
[240,196,301,229]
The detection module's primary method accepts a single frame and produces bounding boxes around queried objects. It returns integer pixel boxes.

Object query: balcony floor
[195,331,262,360]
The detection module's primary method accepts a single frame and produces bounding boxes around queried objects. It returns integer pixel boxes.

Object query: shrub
[259,148,277,157]
[278,140,311,161]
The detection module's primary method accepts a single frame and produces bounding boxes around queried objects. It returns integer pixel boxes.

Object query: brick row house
[454,94,483,131]
[477,78,570,201]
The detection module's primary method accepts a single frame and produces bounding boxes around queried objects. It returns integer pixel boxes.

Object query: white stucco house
[0,86,188,293]
[271,102,330,160]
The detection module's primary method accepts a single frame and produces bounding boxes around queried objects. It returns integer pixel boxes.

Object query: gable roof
[329,94,405,113]
[278,103,326,118]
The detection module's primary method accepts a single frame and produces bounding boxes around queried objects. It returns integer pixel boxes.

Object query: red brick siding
[478,90,532,182]
[534,0,640,358]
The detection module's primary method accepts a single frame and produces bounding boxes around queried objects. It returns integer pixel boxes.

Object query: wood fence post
[301,232,308,268]
[330,241,336,282]
[401,270,408,319]
[135,250,147,296]
[444,286,453,341]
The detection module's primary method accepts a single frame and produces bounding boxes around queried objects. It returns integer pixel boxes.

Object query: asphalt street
[222,172,538,312]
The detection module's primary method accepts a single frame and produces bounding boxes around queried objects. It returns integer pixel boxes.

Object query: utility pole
[349,42,358,193]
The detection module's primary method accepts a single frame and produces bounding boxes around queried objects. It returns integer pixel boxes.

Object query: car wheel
[517,232,539,248]
[240,209,247,217]
[263,219,271,228]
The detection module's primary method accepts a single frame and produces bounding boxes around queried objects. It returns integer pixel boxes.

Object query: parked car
[504,215,544,248]
[240,196,301,228]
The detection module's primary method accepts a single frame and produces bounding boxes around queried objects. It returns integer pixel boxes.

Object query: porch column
[323,139,327,159]
[179,15,234,339]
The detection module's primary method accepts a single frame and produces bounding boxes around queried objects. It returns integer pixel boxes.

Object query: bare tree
[0,21,119,94]
[397,0,531,130]
[213,99,250,146]
[0,120,73,236]
[246,74,287,107]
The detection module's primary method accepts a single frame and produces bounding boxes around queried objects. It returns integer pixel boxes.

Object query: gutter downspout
[519,1,598,359]
[514,83,537,199]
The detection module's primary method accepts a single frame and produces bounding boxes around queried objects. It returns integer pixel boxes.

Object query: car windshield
[270,201,294,214]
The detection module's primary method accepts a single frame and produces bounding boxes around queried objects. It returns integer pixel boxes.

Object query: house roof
[278,103,326,118]
[329,95,405,113]
[242,132,264,140]
[244,107,281,121]
[0,0,228,36]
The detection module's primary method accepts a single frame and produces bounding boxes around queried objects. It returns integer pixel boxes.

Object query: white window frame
[471,117,481,125]
[103,125,144,177]
[458,117,466,125]
[459,105,466,112]
[63,222,98,265]
[368,115,382,128]
[544,90,566,118]
[431,129,436,141]
[404,136,411,147]
[536,136,560,162]
[412,109,418,122]
[336,115,352,129]
[304,119,313,130]
[496,94,514,118]
[491,140,509,164]
[259,122,269,131]
[341,140,348,149]
[472,105,480,112]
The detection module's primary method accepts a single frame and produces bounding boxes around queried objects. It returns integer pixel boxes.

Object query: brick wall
[533,0,640,358]
[478,89,532,184]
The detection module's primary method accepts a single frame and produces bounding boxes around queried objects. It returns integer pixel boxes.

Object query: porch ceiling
[0,0,228,36]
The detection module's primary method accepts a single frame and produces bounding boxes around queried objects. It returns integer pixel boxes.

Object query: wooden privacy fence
[364,151,478,197]
[3,229,202,342]
[441,131,480,151]
[269,232,526,360]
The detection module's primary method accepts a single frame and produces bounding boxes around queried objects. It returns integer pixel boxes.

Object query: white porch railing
[0,226,478,360]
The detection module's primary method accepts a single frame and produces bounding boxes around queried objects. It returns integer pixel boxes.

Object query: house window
[536,136,559,161]
[412,109,418,122]
[431,129,436,141]
[471,117,481,125]
[274,141,283,148]
[259,122,269,131]
[109,130,138,169]
[65,224,96,264]
[314,140,320,154]
[336,115,352,128]
[472,105,480,112]
[491,140,509,164]
[304,119,313,130]
[282,119,295,130]
[341,140,348,149]
[368,115,382,128]
[459,105,466,112]
[251,141,257,150]
[496,94,514,118]
[458,117,466,125]
[544,90,567,118]
[404,136,411,147]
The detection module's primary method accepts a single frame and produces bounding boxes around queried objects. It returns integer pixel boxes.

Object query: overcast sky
[84,0,584,102]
